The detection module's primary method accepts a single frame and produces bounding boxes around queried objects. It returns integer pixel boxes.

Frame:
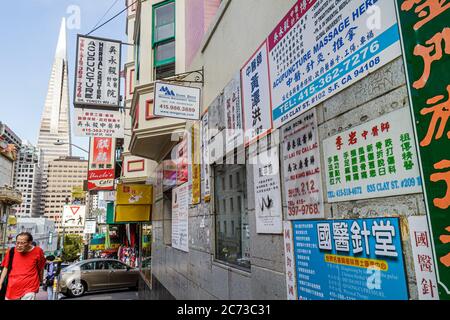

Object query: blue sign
[292,218,408,300]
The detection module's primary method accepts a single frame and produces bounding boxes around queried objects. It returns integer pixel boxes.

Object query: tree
[61,234,83,262]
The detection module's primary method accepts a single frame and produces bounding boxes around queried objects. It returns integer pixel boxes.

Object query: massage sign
[396,0,450,300]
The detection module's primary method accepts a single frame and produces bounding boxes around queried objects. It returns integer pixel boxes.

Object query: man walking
[0,232,46,300]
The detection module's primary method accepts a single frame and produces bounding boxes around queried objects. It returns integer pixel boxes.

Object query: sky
[0,0,127,158]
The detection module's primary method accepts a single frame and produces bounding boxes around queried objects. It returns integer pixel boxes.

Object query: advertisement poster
[283,222,298,300]
[396,1,450,300]
[62,205,86,227]
[408,216,439,300]
[163,159,177,191]
[74,35,121,108]
[172,183,189,252]
[282,108,324,220]
[292,217,408,300]
[153,82,201,120]
[224,73,244,152]
[323,108,422,202]
[269,0,401,128]
[74,108,124,138]
[88,137,115,191]
[177,137,189,186]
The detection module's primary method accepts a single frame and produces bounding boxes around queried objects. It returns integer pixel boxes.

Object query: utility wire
[86,0,139,36]
[90,0,121,32]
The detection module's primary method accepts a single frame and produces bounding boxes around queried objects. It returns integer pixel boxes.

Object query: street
[36,286,138,300]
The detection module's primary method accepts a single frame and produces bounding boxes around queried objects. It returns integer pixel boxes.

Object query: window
[80,262,95,271]
[153,0,175,79]
[214,164,250,270]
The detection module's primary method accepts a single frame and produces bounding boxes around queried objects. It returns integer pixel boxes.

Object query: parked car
[58,258,139,297]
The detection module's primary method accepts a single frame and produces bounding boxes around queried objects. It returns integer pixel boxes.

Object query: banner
[62,205,86,227]
[74,108,124,138]
[396,0,450,300]
[153,82,201,120]
[172,183,189,252]
[323,108,422,202]
[88,137,115,191]
[74,35,121,108]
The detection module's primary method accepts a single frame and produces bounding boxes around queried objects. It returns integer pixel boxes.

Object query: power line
[90,0,121,32]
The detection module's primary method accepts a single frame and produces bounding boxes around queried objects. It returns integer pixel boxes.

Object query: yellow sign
[72,186,86,199]
[324,254,388,271]
[115,205,152,222]
[116,184,153,205]
[191,123,201,205]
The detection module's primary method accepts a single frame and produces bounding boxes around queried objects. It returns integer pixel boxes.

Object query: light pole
[54,139,89,154]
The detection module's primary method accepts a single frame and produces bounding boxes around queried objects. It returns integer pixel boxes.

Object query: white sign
[201,112,211,202]
[62,205,86,227]
[283,222,297,300]
[153,82,201,120]
[408,216,439,300]
[74,35,121,108]
[74,108,124,138]
[323,108,422,202]
[224,73,244,152]
[251,139,282,234]
[241,41,273,145]
[282,109,324,219]
[172,183,189,252]
[269,0,401,128]
[84,219,97,234]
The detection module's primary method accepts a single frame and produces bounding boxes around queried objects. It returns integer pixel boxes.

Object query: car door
[108,261,137,288]
[79,262,98,290]
[89,261,110,290]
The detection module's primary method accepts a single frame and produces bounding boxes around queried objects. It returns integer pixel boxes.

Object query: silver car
[58,258,139,297]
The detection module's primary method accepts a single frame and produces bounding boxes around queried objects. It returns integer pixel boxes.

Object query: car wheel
[68,281,86,298]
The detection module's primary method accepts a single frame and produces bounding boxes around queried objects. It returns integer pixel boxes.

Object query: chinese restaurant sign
[269,0,401,129]
[74,108,124,138]
[153,82,201,120]
[74,35,121,108]
[396,0,450,300]
[282,108,324,220]
[323,108,422,202]
[292,218,408,300]
[172,183,189,252]
[88,137,115,191]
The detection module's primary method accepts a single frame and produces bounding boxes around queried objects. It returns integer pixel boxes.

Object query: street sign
[84,219,97,234]
[62,205,86,227]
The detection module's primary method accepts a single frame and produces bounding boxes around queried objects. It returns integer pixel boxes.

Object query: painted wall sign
[62,205,86,227]
[153,82,201,120]
[172,183,189,252]
[323,108,422,202]
[74,108,124,138]
[292,218,408,300]
[282,108,324,219]
[88,137,115,191]
[283,221,298,300]
[74,35,121,108]
[396,0,450,300]
[408,216,439,300]
[269,0,401,129]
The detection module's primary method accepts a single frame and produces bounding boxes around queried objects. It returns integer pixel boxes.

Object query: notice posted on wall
[172,183,189,252]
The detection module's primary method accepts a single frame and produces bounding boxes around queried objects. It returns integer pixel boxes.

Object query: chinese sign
[191,123,201,205]
[283,222,298,300]
[74,35,121,108]
[292,218,408,300]
[269,0,401,128]
[116,184,153,205]
[62,205,86,227]
[224,73,244,152]
[282,108,324,219]
[172,183,189,252]
[84,219,97,234]
[323,108,422,202]
[201,112,211,202]
[408,216,439,300]
[74,108,124,138]
[396,0,450,300]
[153,82,201,120]
[88,137,115,191]
[241,41,273,145]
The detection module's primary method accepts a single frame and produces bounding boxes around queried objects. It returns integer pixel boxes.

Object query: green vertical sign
[396,0,450,300]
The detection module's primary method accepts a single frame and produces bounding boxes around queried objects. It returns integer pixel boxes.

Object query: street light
[54,139,89,154]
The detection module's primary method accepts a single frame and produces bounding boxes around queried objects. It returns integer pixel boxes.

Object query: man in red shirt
[0,232,46,300]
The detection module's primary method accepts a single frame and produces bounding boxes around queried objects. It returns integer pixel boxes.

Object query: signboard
[115,205,151,223]
[224,73,244,152]
[201,112,211,201]
[116,184,153,205]
[62,205,86,227]
[282,108,324,219]
[292,217,408,300]
[269,0,401,129]
[71,186,86,200]
[153,82,201,120]
[74,35,121,108]
[241,41,273,145]
[191,123,201,205]
[176,137,188,185]
[323,108,422,202]
[162,160,177,191]
[84,219,97,234]
[396,1,450,300]
[408,216,439,300]
[283,221,298,300]
[74,108,124,138]
[172,183,189,252]
[155,163,164,202]
[88,137,115,191]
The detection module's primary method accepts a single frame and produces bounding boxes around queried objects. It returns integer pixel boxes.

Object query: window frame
[152,0,176,68]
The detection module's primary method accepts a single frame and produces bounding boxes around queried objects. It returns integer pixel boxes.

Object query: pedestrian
[0,232,46,300]
[43,255,57,300]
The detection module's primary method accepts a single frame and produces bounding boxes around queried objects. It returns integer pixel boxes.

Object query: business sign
[292,217,408,300]
[241,41,273,145]
[153,82,201,120]
[62,205,86,227]
[84,219,97,234]
[74,108,124,138]
[269,0,401,128]
[396,1,450,300]
[88,137,115,191]
[74,35,121,108]
[115,205,151,223]
[323,108,422,202]
[284,222,298,300]
[191,123,201,205]
[408,216,439,300]
[224,73,244,151]
[172,183,189,252]
[201,112,211,202]
[116,184,153,205]
[282,108,324,219]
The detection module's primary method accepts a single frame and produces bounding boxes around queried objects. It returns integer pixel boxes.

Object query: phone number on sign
[160,104,196,113]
